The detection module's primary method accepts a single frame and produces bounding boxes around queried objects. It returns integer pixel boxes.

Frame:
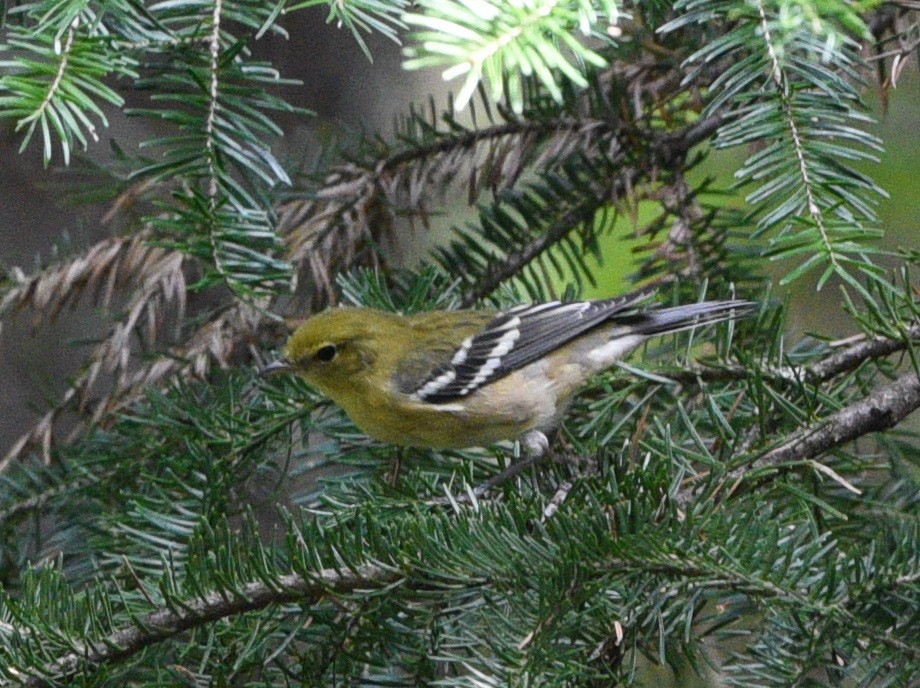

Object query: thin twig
[807,323,920,381]
[541,456,599,523]
[377,118,611,176]
[753,0,838,267]
[461,172,633,306]
[542,478,576,522]
[663,319,920,389]
[27,22,84,145]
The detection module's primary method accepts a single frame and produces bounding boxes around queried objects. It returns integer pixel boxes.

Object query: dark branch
[676,366,920,508]
[807,322,920,382]
[460,168,635,306]
[652,113,724,166]
[675,370,920,509]
[13,565,400,687]
[747,370,920,472]
[662,319,920,388]
[310,117,615,203]
[378,118,612,174]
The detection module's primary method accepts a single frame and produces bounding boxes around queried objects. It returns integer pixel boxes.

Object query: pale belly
[341,361,565,449]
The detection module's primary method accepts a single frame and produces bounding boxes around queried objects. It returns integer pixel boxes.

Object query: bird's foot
[521,430,550,458]
[429,432,552,508]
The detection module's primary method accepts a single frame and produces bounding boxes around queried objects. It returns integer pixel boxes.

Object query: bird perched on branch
[263,289,754,453]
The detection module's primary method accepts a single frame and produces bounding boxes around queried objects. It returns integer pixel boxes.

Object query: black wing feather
[412,289,656,403]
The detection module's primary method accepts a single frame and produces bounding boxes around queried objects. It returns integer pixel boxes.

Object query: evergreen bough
[1,0,919,684]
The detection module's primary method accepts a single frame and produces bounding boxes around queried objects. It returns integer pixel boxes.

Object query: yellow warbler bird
[263,289,753,452]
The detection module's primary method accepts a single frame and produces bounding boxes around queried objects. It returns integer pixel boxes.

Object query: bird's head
[262,308,401,392]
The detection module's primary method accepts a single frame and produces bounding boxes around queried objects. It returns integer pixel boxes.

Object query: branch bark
[10,564,400,687]
[808,323,920,382]
[460,170,634,306]
[665,319,920,388]
[684,370,920,506]
[12,376,920,685]
[746,370,920,472]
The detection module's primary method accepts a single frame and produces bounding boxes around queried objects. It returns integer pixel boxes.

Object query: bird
[262,289,754,453]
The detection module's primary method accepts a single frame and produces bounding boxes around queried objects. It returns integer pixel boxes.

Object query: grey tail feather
[624,300,756,336]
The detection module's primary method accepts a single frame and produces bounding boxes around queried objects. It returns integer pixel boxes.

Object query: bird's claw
[521,430,549,458]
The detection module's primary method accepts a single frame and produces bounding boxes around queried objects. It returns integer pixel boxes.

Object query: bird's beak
[261,358,294,377]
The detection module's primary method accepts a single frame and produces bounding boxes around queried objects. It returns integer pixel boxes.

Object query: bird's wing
[407,288,656,403]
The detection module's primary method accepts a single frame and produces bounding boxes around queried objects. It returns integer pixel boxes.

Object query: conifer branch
[376,118,612,175]
[609,555,920,661]
[806,325,920,381]
[204,0,226,276]
[298,116,616,211]
[0,232,175,323]
[17,526,916,686]
[3,0,916,681]
[11,565,400,687]
[460,169,631,306]
[1,236,188,470]
[0,477,92,523]
[458,115,723,306]
[653,113,725,165]
[743,369,920,473]
[667,319,920,387]
[283,115,619,298]
[0,298,279,470]
[676,369,920,508]
[753,0,837,266]
[205,0,223,204]
[33,24,79,144]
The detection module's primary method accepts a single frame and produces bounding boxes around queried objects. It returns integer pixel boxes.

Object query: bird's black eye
[315,344,337,363]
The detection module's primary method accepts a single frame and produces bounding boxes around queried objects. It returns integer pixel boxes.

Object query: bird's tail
[624,299,756,336]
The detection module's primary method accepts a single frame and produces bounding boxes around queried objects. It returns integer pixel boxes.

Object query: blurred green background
[581,70,920,341]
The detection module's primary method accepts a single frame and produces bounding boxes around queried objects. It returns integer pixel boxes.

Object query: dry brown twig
[0,232,178,328]
[1,234,189,468]
[279,116,620,309]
